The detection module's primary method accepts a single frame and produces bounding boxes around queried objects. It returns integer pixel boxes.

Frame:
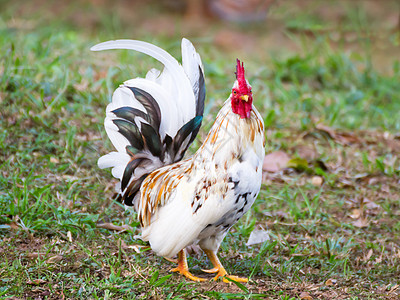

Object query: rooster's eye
[233,90,237,94]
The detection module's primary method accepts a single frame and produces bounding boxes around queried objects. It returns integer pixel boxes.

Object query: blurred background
[1,0,399,131]
[2,0,399,66]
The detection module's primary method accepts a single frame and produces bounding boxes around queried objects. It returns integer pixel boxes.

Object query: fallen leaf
[335,132,360,145]
[46,255,63,264]
[27,279,47,285]
[389,284,399,294]
[96,223,133,232]
[120,240,147,254]
[325,278,337,286]
[299,291,313,300]
[338,177,354,188]
[262,151,290,173]
[367,176,380,185]
[354,173,370,182]
[272,211,288,220]
[27,253,45,259]
[296,145,318,160]
[363,249,373,261]
[352,217,369,228]
[364,199,380,210]
[316,124,360,145]
[246,228,270,246]
[10,221,19,230]
[349,209,362,219]
[375,255,383,263]
[50,157,59,163]
[314,124,336,139]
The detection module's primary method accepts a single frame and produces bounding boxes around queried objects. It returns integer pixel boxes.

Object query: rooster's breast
[196,145,263,250]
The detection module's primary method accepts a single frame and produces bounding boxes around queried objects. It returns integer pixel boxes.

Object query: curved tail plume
[94,39,206,206]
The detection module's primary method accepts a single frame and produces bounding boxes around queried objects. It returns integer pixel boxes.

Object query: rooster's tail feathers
[94,38,205,206]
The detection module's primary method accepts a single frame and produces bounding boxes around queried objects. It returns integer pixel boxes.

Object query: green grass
[1,0,400,299]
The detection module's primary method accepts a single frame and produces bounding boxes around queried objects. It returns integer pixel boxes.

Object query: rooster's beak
[240,95,249,102]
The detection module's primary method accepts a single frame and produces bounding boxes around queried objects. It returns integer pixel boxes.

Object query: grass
[1,0,400,299]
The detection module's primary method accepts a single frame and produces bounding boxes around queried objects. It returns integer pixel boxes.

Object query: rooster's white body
[93,38,265,282]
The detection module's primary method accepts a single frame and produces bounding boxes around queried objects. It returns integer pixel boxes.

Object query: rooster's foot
[201,248,249,283]
[170,266,206,282]
[170,249,205,282]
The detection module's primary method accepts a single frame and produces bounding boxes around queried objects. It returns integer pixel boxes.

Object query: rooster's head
[231,59,253,119]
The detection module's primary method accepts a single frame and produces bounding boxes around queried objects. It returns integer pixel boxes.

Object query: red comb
[235,59,246,85]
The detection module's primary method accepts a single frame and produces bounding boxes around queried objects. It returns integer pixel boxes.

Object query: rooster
[92,38,265,282]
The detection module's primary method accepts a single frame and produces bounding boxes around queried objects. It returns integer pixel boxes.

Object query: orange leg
[202,249,248,283]
[170,249,206,282]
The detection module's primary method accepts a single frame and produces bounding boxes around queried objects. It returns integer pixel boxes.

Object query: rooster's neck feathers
[195,100,264,164]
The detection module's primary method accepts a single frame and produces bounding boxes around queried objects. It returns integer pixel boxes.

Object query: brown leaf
[389,284,399,294]
[119,240,147,254]
[364,198,380,210]
[96,222,133,232]
[272,211,289,220]
[375,255,383,264]
[299,291,313,300]
[315,124,336,138]
[9,221,19,230]
[296,145,318,161]
[46,255,63,264]
[316,124,360,145]
[26,252,46,260]
[335,132,360,145]
[349,209,362,219]
[50,157,59,163]
[352,217,369,228]
[325,278,337,286]
[363,249,373,262]
[263,151,290,173]
[338,177,354,188]
[27,279,47,285]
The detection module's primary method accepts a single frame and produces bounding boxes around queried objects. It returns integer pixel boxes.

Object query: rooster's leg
[170,249,206,282]
[164,257,178,264]
[202,249,248,283]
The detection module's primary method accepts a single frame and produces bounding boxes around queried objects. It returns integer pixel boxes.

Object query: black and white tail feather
[92,39,205,206]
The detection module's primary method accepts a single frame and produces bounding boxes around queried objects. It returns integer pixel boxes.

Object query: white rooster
[92,38,265,282]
